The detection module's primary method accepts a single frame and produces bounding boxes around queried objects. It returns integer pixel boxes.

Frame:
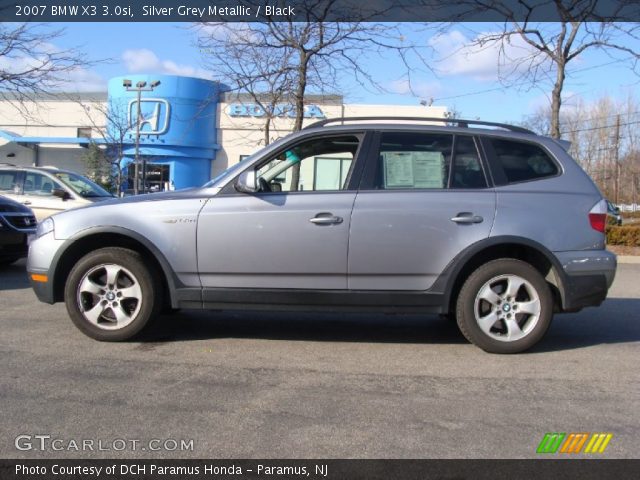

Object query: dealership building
[0,74,447,191]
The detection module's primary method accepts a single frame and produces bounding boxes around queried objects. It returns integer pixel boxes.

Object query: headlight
[36,217,54,238]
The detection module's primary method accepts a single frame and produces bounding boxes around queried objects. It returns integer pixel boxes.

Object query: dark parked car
[0,195,36,266]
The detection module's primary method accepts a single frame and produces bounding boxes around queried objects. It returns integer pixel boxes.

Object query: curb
[617,256,640,264]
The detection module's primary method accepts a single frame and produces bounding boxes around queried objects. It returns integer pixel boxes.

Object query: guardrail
[616,204,639,212]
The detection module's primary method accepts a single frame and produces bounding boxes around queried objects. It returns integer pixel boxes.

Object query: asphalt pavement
[1,259,638,459]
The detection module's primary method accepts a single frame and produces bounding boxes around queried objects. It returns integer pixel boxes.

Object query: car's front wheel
[64,247,161,341]
[455,259,553,354]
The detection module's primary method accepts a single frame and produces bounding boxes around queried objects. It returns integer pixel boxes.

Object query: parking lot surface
[1,260,639,458]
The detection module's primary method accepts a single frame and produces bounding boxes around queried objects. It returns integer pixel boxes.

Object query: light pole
[122,79,161,194]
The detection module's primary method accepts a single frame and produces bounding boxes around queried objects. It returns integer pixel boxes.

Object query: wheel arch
[51,227,180,308]
[436,236,568,314]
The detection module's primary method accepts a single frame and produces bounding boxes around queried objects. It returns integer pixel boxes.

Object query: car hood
[87,187,217,207]
[48,187,222,241]
[0,195,33,214]
[47,187,221,225]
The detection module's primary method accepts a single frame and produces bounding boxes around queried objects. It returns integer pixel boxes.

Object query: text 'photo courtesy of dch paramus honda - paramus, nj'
[27,117,617,354]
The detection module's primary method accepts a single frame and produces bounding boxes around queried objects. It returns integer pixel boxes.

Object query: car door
[197,133,367,291]
[20,172,82,221]
[348,131,496,291]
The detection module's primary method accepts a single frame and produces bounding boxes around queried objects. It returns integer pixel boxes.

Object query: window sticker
[383,151,444,188]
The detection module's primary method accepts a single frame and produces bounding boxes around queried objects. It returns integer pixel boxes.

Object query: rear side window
[490,139,559,183]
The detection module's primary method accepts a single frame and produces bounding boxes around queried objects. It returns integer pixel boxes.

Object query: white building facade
[0,74,447,190]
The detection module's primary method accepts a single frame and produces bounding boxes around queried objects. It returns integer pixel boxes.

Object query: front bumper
[27,231,66,304]
[554,250,617,311]
[0,231,30,260]
[29,274,54,304]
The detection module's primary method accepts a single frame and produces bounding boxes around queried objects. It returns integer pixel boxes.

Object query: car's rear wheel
[456,259,553,354]
[64,247,161,341]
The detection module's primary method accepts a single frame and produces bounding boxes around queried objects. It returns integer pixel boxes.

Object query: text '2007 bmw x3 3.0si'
[28,117,616,354]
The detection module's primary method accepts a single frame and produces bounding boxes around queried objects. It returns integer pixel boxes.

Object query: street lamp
[123,78,161,194]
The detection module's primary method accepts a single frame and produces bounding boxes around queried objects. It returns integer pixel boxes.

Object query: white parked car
[0,165,114,221]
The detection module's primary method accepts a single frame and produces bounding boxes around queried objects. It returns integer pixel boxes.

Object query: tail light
[588,199,607,233]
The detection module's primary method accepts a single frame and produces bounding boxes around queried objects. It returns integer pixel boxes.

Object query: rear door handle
[451,212,483,224]
[309,213,343,225]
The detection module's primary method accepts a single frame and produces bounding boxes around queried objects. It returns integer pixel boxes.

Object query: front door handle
[309,213,343,225]
[451,212,483,224]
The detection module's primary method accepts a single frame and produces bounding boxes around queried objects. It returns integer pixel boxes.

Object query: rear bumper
[554,250,617,311]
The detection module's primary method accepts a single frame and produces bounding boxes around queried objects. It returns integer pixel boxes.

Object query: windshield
[53,172,113,198]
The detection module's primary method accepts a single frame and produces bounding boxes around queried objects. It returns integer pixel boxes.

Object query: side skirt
[176,287,446,314]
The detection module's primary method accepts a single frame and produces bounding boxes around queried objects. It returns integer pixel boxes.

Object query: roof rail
[303,116,534,134]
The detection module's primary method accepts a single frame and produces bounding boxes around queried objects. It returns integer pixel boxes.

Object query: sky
[47,22,640,125]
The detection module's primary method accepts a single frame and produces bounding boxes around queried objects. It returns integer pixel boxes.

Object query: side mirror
[52,188,71,201]
[234,171,258,194]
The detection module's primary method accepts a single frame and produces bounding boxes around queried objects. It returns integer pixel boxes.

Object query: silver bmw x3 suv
[28,117,616,353]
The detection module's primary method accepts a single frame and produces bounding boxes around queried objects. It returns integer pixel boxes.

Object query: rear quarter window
[490,138,559,183]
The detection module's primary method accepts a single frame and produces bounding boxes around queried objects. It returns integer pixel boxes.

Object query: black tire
[64,247,161,341]
[455,259,553,354]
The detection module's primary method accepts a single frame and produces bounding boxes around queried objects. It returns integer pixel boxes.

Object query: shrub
[606,215,619,226]
[606,226,640,246]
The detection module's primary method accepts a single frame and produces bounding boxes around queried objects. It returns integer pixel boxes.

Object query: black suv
[0,195,36,266]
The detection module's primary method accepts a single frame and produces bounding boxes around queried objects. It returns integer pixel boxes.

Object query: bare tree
[521,92,640,203]
[198,24,296,147]
[0,23,91,108]
[196,3,421,188]
[196,19,417,130]
[441,2,640,138]
[75,98,133,196]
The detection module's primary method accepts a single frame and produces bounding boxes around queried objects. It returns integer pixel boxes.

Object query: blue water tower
[107,75,222,190]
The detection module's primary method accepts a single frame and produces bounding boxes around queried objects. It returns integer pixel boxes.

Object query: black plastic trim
[430,235,570,309]
[196,288,445,314]
[479,136,509,186]
[562,274,608,310]
[303,116,535,134]
[46,226,184,307]
[175,287,202,305]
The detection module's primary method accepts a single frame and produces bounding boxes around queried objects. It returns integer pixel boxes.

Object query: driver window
[24,173,64,197]
[256,135,360,192]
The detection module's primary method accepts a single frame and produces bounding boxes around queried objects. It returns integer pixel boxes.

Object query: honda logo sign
[128,99,170,135]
